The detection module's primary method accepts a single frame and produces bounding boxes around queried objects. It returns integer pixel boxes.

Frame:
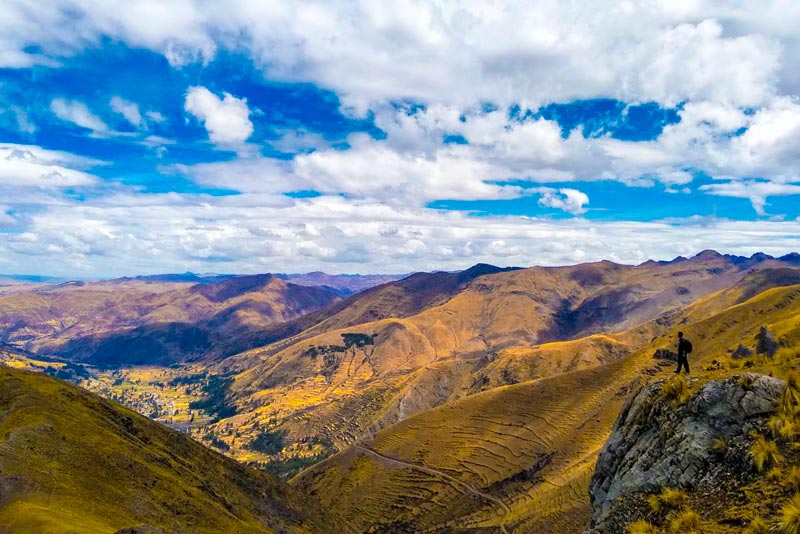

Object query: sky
[1,1,800,277]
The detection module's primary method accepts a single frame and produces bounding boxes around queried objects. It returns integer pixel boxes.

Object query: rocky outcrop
[756,326,779,356]
[652,348,677,361]
[589,373,783,532]
[731,343,752,359]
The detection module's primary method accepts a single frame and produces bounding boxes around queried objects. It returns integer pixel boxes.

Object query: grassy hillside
[202,255,797,470]
[0,366,321,534]
[291,273,800,532]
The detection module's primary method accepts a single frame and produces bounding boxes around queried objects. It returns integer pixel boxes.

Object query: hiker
[676,331,692,374]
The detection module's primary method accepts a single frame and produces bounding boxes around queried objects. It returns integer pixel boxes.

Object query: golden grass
[661,375,691,406]
[751,435,783,471]
[648,487,688,513]
[781,494,800,534]
[745,517,770,534]
[627,519,658,534]
[669,509,701,533]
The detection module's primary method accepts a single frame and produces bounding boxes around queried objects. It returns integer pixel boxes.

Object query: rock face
[732,343,752,359]
[652,348,677,361]
[756,326,779,356]
[589,373,783,531]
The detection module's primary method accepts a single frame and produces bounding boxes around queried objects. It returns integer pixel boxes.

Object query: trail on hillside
[353,444,512,533]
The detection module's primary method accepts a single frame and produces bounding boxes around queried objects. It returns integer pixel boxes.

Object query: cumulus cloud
[0,144,99,187]
[50,98,108,133]
[184,86,253,145]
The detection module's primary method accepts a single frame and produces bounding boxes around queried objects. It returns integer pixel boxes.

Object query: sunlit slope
[213,257,794,464]
[0,366,318,534]
[293,278,800,533]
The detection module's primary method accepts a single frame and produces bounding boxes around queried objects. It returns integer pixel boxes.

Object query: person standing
[676,331,692,374]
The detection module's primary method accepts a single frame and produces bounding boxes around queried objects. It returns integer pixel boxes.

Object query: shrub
[627,519,658,534]
[751,434,783,471]
[745,517,769,534]
[661,376,690,406]
[669,509,701,533]
[781,493,800,534]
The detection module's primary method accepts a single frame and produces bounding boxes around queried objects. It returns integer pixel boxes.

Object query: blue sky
[1,2,800,276]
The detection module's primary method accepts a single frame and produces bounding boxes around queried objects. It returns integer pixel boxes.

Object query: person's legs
[676,354,690,374]
[683,355,690,374]
[675,354,684,374]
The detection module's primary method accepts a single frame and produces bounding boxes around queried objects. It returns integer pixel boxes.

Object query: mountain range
[1,250,800,532]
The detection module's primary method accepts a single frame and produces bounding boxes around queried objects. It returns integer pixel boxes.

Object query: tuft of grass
[729,358,744,370]
[711,437,728,455]
[781,372,800,415]
[769,467,785,481]
[627,519,658,534]
[669,509,701,533]
[648,487,688,513]
[745,516,769,534]
[739,374,757,391]
[661,375,691,406]
[787,466,800,491]
[751,434,783,471]
[781,493,800,534]
[769,413,799,441]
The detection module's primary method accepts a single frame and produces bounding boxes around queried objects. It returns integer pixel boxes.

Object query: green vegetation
[189,374,235,421]
[249,430,287,455]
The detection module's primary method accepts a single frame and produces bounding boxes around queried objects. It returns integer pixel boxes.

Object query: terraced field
[294,279,800,532]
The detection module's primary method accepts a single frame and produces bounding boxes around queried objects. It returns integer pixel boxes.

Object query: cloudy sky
[1,1,800,277]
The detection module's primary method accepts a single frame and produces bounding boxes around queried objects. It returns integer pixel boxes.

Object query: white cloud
[0,144,99,187]
[184,86,253,145]
[50,98,108,133]
[110,96,143,128]
[536,188,589,215]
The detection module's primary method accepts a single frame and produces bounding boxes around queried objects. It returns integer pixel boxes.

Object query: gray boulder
[589,373,783,531]
[755,326,779,356]
[732,343,752,359]
[652,349,677,361]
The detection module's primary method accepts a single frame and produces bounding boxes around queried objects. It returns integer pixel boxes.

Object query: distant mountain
[0,274,340,366]
[276,271,408,296]
[0,366,321,533]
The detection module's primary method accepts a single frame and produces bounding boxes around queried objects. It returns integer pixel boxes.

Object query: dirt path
[353,444,512,533]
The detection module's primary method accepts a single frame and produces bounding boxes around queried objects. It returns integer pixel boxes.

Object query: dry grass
[661,375,691,406]
[745,516,770,534]
[751,434,783,471]
[669,509,701,533]
[627,519,658,534]
[647,487,688,513]
[781,494,800,534]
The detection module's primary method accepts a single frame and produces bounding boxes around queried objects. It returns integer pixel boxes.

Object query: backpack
[684,339,693,354]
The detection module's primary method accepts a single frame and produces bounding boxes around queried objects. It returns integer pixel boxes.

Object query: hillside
[0,274,339,366]
[201,253,798,469]
[289,269,800,532]
[0,365,321,534]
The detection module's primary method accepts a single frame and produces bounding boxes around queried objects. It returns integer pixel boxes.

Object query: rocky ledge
[589,373,783,532]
